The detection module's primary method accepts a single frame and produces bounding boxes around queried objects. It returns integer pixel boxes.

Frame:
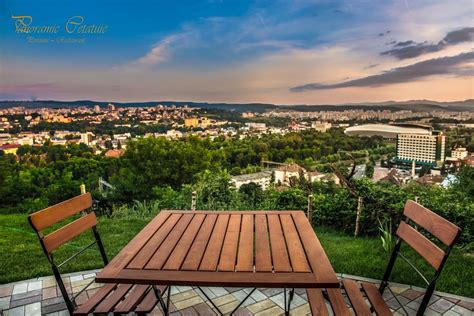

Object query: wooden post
[307,194,313,222]
[415,196,419,203]
[191,191,197,211]
[354,196,363,237]
[80,184,86,195]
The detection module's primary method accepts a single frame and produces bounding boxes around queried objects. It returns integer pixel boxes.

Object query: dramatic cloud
[381,27,474,59]
[290,52,474,92]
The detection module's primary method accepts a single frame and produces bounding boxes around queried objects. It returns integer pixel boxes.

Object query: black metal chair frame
[377,216,459,316]
[29,214,109,315]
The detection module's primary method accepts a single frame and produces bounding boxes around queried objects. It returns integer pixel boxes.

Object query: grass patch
[0,214,472,298]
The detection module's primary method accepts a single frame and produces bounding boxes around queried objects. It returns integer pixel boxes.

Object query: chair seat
[307,280,393,316]
[74,284,167,315]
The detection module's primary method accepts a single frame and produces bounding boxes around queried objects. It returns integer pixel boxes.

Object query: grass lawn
[0,213,472,298]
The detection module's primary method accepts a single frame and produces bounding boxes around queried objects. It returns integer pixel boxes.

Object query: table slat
[292,212,338,284]
[181,214,218,271]
[146,214,194,269]
[218,214,242,272]
[96,211,172,279]
[255,215,273,272]
[199,214,230,271]
[163,214,206,270]
[268,215,292,272]
[280,214,311,272]
[127,214,182,269]
[236,214,254,272]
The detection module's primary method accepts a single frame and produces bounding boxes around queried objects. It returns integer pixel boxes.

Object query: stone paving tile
[269,291,306,310]
[0,296,11,310]
[289,302,311,315]
[0,286,13,298]
[9,294,42,309]
[41,278,56,288]
[176,286,193,292]
[250,289,267,303]
[430,298,455,314]
[196,287,216,300]
[233,307,253,316]
[171,289,198,303]
[212,293,236,307]
[11,289,41,301]
[173,295,204,310]
[401,289,424,300]
[11,284,27,295]
[27,281,42,292]
[6,305,25,316]
[69,274,84,283]
[208,286,229,297]
[41,302,67,315]
[451,304,473,314]
[192,302,217,315]
[457,300,474,311]
[225,287,244,293]
[424,308,442,316]
[24,302,41,316]
[390,284,410,295]
[444,310,460,316]
[254,305,284,316]
[232,289,256,307]
[218,300,240,314]
[247,299,277,314]
[42,287,57,300]
[260,288,283,297]
[82,273,95,279]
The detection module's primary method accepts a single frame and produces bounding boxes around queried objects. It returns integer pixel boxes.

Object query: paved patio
[0,270,472,315]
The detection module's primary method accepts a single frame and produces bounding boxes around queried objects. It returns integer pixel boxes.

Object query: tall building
[396,132,446,166]
[80,132,94,145]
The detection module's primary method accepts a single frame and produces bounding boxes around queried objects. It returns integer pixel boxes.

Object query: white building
[231,170,273,190]
[274,163,305,186]
[396,133,446,166]
[451,147,469,160]
[312,121,332,132]
[80,132,94,145]
[245,122,266,131]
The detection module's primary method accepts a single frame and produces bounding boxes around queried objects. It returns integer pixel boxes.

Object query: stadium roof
[344,124,432,138]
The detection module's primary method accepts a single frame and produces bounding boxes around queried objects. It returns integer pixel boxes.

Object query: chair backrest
[381,200,461,316]
[396,200,461,270]
[28,193,107,314]
[29,193,96,253]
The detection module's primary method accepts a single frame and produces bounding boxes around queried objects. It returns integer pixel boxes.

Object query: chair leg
[417,283,436,316]
[154,286,170,316]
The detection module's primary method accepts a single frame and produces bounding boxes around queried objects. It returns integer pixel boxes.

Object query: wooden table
[96,210,339,289]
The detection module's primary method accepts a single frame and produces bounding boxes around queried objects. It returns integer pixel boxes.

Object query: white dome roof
[345,124,431,138]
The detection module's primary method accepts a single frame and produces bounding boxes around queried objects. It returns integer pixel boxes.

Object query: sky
[0,0,473,104]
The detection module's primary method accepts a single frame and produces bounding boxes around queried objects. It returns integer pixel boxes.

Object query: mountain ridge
[0,99,472,112]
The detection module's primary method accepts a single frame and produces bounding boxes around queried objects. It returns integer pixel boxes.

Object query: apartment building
[396,132,446,166]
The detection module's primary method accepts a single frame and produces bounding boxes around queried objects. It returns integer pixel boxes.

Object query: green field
[0,213,472,298]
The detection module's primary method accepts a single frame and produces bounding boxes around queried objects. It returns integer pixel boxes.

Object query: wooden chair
[306,199,461,316]
[28,193,167,315]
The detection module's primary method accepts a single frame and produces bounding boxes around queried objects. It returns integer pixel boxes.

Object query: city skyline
[1,0,473,104]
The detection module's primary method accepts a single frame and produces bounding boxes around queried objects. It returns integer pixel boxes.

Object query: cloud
[394,40,415,47]
[130,35,177,67]
[290,52,474,92]
[381,27,474,59]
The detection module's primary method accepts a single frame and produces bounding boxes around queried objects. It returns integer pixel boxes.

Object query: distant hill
[0,99,472,112]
